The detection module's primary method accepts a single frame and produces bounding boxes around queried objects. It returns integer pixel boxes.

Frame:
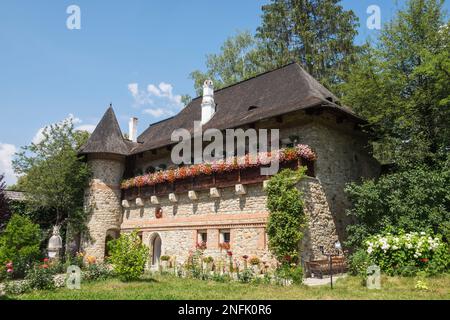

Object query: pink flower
[43,258,49,263]
[6,262,13,269]
[7,268,13,273]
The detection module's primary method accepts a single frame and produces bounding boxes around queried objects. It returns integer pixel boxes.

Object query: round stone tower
[79,107,131,262]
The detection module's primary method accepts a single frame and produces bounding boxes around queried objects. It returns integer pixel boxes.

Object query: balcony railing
[122,158,314,200]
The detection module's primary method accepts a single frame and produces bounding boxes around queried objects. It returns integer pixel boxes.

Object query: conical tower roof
[79,106,130,156]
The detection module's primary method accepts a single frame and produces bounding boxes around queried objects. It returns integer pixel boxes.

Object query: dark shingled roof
[82,63,362,156]
[79,107,131,156]
[130,63,361,155]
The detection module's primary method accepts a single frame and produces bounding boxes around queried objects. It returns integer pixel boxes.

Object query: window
[220,230,230,243]
[145,166,155,174]
[198,231,207,243]
[197,230,207,250]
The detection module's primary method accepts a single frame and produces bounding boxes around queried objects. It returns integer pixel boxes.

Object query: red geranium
[227,251,233,257]
[242,255,249,260]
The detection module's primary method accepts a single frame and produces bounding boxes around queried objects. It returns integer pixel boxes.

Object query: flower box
[155,183,173,196]
[240,166,266,184]
[174,178,193,193]
[193,174,214,190]
[215,170,239,188]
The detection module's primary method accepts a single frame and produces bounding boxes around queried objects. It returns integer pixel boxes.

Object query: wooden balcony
[122,159,314,200]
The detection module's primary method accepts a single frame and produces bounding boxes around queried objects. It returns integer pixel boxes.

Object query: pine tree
[256,0,359,91]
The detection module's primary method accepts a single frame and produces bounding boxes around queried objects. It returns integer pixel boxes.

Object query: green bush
[107,231,149,282]
[275,264,303,285]
[211,273,232,283]
[348,249,372,278]
[3,280,30,295]
[0,214,42,279]
[365,231,449,276]
[345,167,450,248]
[237,268,254,283]
[82,263,112,282]
[25,263,55,291]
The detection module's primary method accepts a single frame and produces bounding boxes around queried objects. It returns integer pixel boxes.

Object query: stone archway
[149,233,162,266]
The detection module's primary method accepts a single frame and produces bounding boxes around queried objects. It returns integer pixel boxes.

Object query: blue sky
[0,0,448,185]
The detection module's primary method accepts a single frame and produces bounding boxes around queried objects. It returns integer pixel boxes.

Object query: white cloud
[75,124,96,133]
[127,81,184,119]
[143,108,174,118]
[127,83,153,106]
[33,114,96,144]
[0,143,17,186]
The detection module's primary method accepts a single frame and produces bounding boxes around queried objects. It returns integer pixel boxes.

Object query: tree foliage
[12,117,91,237]
[0,174,11,231]
[256,0,359,90]
[341,0,449,167]
[190,31,268,95]
[345,164,450,249]
[0,214,42,278]
[266,168,307,262]
[191,0,359,94]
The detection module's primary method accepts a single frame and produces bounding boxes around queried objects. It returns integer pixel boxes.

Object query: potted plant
[249,257,261,274]
[203,256,214,272]
[160,255,171,269]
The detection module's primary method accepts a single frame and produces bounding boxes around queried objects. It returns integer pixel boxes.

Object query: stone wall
[82,110,379,265]
[82,155,125,262]
[121,177,340,267]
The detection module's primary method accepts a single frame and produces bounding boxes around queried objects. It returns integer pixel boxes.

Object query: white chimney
[129,117,138,142]
[201,80,216,125]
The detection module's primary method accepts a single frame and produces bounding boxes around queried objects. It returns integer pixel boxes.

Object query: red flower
[6,262,13,269]
[420,258,429,263]
[43,258,49,263]
[227,251,233,257]
[242,255,249,260]
[284,255,292,262]
[42,264,49,269]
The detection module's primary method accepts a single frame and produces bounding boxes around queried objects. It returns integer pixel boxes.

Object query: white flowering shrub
[365,232,450,276]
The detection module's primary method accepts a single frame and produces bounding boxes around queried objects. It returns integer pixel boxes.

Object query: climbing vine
[266,168,307,263]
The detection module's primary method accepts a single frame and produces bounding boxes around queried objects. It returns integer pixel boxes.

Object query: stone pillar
[82,154,125,262]
[298,177,339,262]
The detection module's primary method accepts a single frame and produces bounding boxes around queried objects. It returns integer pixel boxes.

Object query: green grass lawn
[4,274,449,300]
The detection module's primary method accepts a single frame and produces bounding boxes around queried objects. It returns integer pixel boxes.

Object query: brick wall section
[120,178,340,266]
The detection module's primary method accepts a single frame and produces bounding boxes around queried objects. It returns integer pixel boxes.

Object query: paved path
[303,274,348,286]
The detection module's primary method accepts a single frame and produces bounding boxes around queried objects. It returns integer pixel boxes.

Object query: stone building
[79,63,379,268]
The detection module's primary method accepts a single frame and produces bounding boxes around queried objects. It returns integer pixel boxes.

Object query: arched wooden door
[152,234,162,266]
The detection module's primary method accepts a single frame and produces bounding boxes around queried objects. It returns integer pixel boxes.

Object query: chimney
[201,80,216,125]
[129,117,138,142]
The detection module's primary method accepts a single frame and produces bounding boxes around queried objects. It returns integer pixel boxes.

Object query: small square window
[220,230,230,243]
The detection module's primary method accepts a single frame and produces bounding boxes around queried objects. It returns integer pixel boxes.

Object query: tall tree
[341,0,449,167]
[256,0,359,90]
[190,31,268,95]
[0,174,11,231]
[12,117,91,237]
